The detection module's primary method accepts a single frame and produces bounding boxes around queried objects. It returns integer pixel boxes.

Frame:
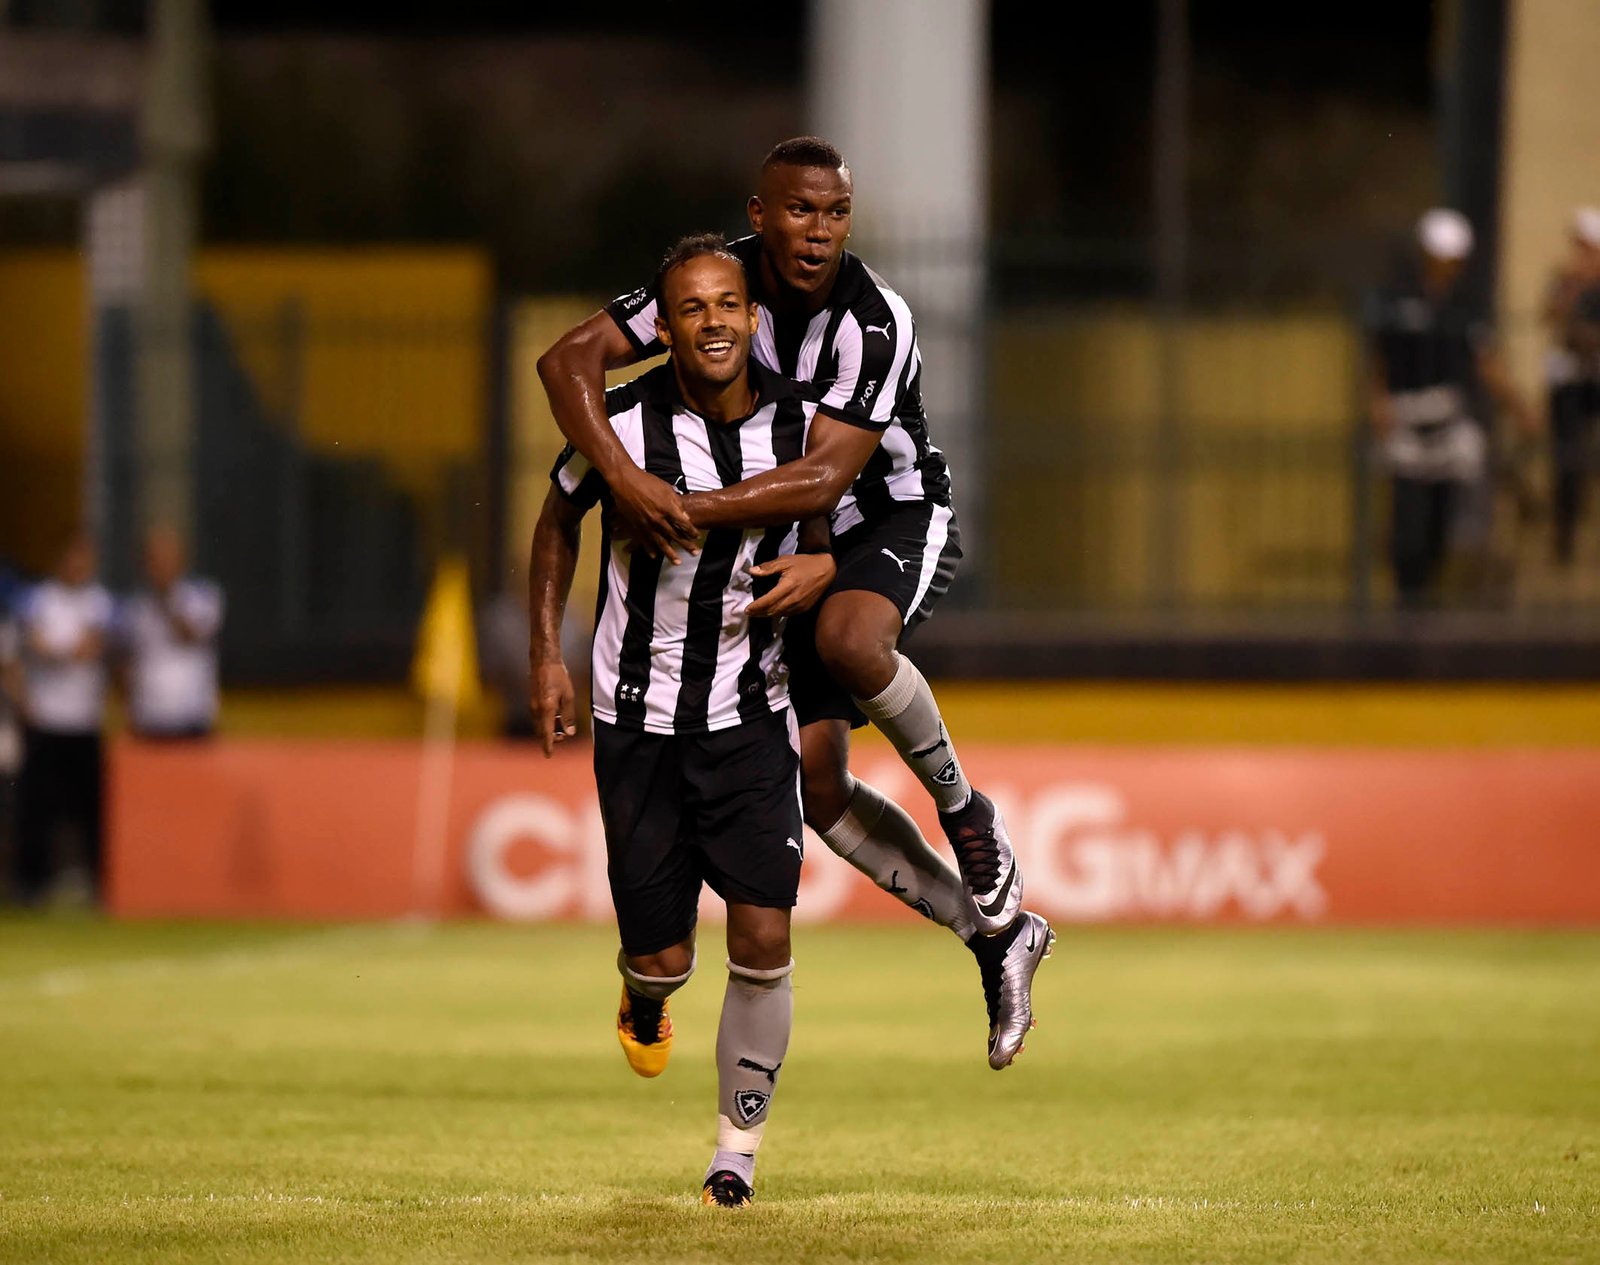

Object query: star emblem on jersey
[734,1089,770,1124]
[617,683,643,704]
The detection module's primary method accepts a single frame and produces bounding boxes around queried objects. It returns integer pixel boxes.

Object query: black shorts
[785,499,963,730]
[593,709,804,957]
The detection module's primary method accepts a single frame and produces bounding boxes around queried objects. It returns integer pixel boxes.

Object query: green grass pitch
[1,917,1596,1263]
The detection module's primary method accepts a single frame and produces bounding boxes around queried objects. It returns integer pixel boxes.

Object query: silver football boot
[980,911,1055,1070]
[940,790,1024,936]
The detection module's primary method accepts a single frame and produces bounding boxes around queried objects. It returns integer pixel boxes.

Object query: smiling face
[654,252,758,389]
[748,162,853,298]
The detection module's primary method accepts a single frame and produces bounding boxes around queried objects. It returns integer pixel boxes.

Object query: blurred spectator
[1542,206,1600,565]
[1365,209,1538,607]
[478,562,591,741]
[14,532,113,907]
[121,527,226,740]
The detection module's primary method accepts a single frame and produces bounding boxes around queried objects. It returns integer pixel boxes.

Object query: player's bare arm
[682,409,882,529]
[537,310,698,560]
[526,486,585,756]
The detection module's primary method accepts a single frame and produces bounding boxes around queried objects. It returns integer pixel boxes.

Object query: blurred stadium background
[1,2,1597,1260]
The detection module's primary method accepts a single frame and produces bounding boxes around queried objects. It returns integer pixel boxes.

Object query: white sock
[820,777,975,941]
[855,653,972,813]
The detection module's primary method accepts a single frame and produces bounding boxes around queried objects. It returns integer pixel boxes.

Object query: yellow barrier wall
[213,681,1600,747]
[989,310,1358,610]
[194,248,490,505]
[0,251,88,571]
[0,247,489,572]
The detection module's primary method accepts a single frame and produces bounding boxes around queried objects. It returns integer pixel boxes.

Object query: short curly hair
[761,136,847,173]
[652,232,745,305]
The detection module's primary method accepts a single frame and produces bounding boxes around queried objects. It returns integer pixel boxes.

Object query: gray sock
[855,653,973,813]
[820,777,975,941]
[617,949,694,1000]
[711,958,793,1172]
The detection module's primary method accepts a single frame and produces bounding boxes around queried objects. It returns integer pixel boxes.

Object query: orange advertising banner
[108,739,1600,925]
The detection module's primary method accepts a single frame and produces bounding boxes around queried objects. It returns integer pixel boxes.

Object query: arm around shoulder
[684,407,882,529]
[537,310,696,554]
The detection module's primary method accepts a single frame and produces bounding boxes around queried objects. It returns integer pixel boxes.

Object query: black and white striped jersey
[606,234,951,535]
[551,360,818,736]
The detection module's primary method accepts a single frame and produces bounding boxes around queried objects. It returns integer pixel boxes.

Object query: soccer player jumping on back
[538,138,1053,1070]
[528,235,837,1208]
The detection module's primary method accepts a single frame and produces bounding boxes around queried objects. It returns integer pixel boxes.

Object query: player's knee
[801,754,852,832]
[725,915,791,972]
[814,608,897,695]
[621,944,695,996]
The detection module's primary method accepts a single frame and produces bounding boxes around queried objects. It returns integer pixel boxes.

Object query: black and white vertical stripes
[606,234,951,538]
[552,362,817,736]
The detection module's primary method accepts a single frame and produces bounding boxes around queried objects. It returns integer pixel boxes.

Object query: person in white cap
[1541,207,1600,564]
[1364,209,1537,606]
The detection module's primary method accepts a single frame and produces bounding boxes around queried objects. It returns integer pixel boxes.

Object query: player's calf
[818,773,974,939]
[851,650,1023,934]
[704,934,793,1207]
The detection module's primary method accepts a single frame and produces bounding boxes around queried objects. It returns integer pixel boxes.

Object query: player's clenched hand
[613,467,698,565]
[529,660,577,757]
[747,553,837,618]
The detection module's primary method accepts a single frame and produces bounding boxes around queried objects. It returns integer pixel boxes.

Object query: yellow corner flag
[411,554,484,708]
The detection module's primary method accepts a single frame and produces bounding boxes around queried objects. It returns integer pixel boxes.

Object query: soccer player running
[528,235,836,1208]
[538,138,1052,1070]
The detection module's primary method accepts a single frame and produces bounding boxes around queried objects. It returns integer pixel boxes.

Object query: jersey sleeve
[549,443,605,510]
[817,301,916,432]
[605,285,664,358]
[24,589,75,657]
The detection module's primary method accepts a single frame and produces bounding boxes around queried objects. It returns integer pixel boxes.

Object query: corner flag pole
[410,556,481,919]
